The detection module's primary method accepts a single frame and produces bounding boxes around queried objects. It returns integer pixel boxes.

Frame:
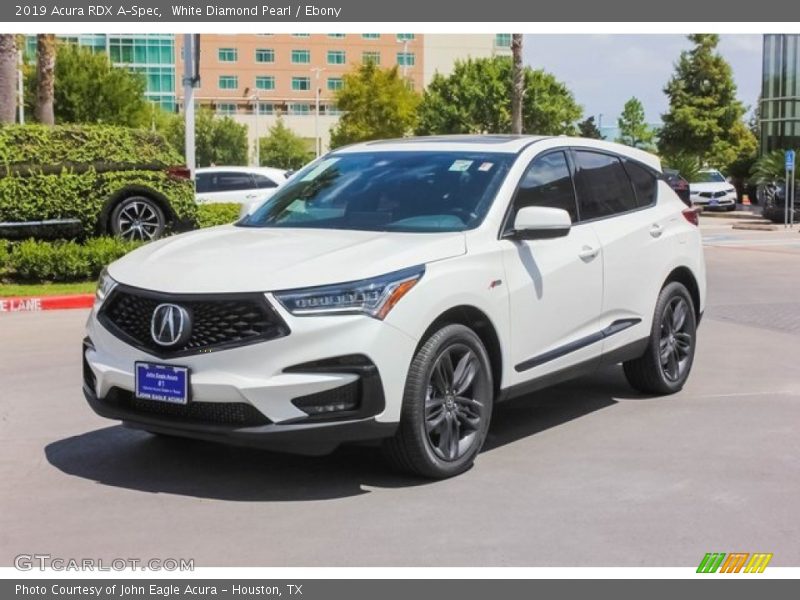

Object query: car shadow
[45,365,649,502]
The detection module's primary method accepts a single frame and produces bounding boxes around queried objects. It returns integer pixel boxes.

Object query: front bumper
[691,192,736,208]
[83,293,418,453]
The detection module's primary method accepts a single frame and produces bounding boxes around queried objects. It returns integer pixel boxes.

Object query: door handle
[245,193,258,199]
[650,223,664,238]
[578,245,599,261]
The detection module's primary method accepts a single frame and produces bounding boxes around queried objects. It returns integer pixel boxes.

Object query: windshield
[239,151,514,233]
[693,171,726,183]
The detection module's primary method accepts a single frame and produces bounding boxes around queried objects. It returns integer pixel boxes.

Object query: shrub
[197,203,242,228]
[4,237,142,283]
[0,240,8,276]
[0,124,197,238]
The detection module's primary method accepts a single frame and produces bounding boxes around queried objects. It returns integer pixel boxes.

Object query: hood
[689,181,733,193]
[108,226,467,294]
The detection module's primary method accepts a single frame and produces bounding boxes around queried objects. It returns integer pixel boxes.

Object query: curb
[0,294,94,313]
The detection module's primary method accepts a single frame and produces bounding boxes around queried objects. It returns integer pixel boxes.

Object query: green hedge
[197,203,242,228]
[3,237,142,283]
[0,124,196,237]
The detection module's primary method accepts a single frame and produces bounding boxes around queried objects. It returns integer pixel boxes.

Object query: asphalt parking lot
[1,219,799,567]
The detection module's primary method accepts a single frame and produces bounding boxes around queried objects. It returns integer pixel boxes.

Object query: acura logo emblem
[151,303,192,347]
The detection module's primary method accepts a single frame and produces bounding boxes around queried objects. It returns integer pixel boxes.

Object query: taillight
[166,166,192,180]
[682,207,700,226]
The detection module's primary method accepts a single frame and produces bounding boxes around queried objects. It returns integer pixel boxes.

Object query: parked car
[689,169,738,211]
[663,169,692,207]
[0,125,196,242]
[83,136,706,479]
[195,167,289,205]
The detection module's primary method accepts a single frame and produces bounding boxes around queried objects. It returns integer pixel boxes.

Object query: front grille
[699,191,729,198]
[105,388,271,427]
[99,287,289,357]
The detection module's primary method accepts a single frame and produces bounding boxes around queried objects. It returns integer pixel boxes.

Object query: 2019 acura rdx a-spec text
[84,135,706,478]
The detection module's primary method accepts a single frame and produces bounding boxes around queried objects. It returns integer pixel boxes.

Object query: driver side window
[513,151,579,223]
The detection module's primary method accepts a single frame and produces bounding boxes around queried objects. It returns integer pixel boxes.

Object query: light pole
[245,88,260,166]
[397,38,409,79]
[310,67,325,157]
[17,48,24,125]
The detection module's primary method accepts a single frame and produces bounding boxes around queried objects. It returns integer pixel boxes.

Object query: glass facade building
[761,34,800,154]
[25,34,176,111]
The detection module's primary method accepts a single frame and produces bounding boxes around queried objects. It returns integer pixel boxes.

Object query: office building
[760,34,800,154]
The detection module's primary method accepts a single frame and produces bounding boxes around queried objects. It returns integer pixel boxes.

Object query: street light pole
[182,34,197,177]
[250,92,260,166]
[398,38,409,78]
[17,48,24,125]
[310,67,325,157]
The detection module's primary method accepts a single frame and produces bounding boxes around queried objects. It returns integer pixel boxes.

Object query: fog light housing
[291,381,360,416]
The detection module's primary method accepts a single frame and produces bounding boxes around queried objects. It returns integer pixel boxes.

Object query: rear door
[571,149,677,355]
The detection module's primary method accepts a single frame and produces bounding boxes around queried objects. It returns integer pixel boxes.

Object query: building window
[362,33,380,40]
[218,75,238,90]
[328,33,346,39]
[258,103,275,115]
[256,76,275,91]
[397,52,416,67]
[362,51,381,65]
[292,33,310,38]
[216,102,237,116]
[291,49,311,64]
[289,103,311,115]
[495,34,512,48]
[292,77,311,91]
[327,50,346,65]
[397,34,415,41]
[218,47,237,62]
[255,48,275,63]
[326,104,343,116]
[327,77,343,91]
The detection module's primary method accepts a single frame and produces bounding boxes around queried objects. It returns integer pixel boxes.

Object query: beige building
[176,34,511,162]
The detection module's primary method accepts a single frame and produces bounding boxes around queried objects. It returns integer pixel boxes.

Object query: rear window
[197,172,256,193]
[623,159,658,207]
[574,151,637,220]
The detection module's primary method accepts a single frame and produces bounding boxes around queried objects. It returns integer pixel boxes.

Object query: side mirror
[509,206,572,240]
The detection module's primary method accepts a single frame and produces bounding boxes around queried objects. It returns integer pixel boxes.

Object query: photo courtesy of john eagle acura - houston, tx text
[83,135,706,479]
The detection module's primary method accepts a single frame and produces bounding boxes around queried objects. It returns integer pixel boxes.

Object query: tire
[623,282,697,395]
[383,324,494,479]
[110,195,166,241]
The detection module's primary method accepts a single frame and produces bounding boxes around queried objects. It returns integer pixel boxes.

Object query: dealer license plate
[135,362,190,405]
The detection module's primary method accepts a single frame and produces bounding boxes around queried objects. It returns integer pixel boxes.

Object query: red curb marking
[0,294,94,313]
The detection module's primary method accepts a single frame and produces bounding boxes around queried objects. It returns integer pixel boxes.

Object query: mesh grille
[106,388,271,427]
[99,288,288,357]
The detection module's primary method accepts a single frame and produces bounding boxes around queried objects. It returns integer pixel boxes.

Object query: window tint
[513,151,578,222]
[624,160,657,207]
[253,174,278,189]
[574,151,637,220]
[201,172,256,193]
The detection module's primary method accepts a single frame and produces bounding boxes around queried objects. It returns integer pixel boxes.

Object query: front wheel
[110,196,166,241]
[383,324,494,479]
[623,282,697,395]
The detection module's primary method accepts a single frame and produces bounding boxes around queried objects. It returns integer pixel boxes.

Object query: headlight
[274,265,424,320]
[95,268,117,305]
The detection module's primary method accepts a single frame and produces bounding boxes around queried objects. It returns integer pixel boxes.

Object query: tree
[27,43,150,127]
[616,97,655,150]
[160,108,248,167]
[259,118,313,170]
[416,56,582,136]
[0,35,17,124]
[578,115,603,139]
[35,34,56,125]
[511,34,524,134]
[659,34,757,168]
[329,62,419,148]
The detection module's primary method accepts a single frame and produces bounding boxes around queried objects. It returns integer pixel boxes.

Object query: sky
[522,34,762,128]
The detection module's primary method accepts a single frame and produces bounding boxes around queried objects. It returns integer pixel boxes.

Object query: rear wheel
[383,324,494,479]
[623,282,697,395]
[110,195,166,241]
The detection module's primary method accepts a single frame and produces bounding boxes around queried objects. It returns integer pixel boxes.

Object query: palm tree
[35,34,55,125]
[511,34,523,135]
[0,35,17,124]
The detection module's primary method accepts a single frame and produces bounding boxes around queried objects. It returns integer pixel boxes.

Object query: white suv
[84,136,706,478]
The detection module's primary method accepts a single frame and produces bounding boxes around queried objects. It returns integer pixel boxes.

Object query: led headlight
[95,268,117,305]
[274,265,425,320]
